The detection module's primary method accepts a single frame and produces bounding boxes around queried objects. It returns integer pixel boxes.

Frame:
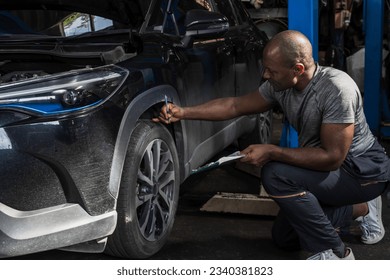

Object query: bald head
[264,30,315,70]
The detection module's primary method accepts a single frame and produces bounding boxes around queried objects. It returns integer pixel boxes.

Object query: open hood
[0,0,146,26]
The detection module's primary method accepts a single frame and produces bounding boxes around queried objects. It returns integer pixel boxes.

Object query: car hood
[0,0,145,26]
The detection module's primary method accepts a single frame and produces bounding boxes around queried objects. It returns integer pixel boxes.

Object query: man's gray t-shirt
[259,64,375,157]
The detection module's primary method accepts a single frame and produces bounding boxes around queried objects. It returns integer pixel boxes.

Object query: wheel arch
[108,85,186,200]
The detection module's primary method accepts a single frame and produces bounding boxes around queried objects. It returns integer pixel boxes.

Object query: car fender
[108,84,183,200]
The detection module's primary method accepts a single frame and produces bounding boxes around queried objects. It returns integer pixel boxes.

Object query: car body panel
[0,202,116,257]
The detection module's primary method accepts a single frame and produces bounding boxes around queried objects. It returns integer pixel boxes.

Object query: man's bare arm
[241,123,354,171]
[153,89,273,123]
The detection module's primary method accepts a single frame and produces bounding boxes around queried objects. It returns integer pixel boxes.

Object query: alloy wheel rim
[136,139,175,241]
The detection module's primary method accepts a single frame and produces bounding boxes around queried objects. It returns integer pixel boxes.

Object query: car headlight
[0,65,128,116]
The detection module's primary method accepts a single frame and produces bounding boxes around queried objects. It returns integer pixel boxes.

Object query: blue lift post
[279,0,319,148]
[363,0,388,137]
[288,0,319,57]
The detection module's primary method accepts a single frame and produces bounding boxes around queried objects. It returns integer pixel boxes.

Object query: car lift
[201,0,387,216]
[363,0,387,137]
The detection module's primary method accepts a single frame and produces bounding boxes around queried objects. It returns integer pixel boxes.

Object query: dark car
[0,0,270,258]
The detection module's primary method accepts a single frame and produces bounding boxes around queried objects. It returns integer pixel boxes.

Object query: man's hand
[152,103,184,124]
[238,123,354,171]
[240,144,279,167]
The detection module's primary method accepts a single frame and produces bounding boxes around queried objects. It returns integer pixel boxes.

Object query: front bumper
[0,202,116,258]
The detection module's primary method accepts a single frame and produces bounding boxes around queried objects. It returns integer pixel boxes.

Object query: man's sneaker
[356,196,385,245]
[307,248,355,260]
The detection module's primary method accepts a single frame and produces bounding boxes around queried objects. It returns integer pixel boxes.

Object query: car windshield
[0,10,114,38]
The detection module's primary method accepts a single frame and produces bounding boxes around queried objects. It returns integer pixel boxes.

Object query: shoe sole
[361,196,385,245]
[361,228,385,244]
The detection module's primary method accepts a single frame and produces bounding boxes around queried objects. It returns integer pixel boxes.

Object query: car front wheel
[106,120,180,259]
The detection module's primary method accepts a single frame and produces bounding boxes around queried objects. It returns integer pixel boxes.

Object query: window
[0,10,113,37]
[178,0,213,12]
[63,13,113,37]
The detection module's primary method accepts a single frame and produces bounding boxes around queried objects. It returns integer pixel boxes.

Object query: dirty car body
[0,0,268,258]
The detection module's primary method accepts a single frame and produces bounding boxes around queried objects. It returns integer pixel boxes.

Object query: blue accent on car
[0,100,103,115]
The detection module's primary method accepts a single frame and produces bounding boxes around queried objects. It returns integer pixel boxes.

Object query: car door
[212,0,272,147]
[167,0,238,169]
[141,0,257,172]
[213,0,266,96]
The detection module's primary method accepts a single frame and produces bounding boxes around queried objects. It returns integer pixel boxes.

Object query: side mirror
[184,10,229,38]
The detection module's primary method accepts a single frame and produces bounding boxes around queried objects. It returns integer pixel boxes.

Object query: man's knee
[261,162,281,185]
[261,162,289,195]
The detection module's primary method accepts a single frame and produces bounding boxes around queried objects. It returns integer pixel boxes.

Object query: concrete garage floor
[153,165,301,260]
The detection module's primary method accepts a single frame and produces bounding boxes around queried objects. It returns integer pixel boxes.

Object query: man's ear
[294,63,305,75]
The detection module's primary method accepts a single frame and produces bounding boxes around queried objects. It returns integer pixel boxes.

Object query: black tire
[238,110,273,149]
[106,120,180,259]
